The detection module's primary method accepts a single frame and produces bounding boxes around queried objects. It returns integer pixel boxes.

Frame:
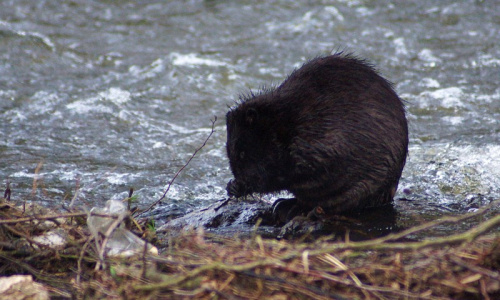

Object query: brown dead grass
[1,197,500,299]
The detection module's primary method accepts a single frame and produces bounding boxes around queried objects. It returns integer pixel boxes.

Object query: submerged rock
[157,197,401,241]
[157,197,276,237]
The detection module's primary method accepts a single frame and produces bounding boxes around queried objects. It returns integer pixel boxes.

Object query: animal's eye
[239,151,245,159]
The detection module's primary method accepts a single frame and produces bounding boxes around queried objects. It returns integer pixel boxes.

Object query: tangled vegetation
[1,194,499,299]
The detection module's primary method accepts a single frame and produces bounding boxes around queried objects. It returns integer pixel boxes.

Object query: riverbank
[1,196,499,299]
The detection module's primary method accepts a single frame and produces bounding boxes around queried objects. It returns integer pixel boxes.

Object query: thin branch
[76,236,94,286]
[134,258,285,291]
[377,199,500,243]
[292,212,500,256]
[68,175,81,208]
[4,180,11,201]
[138,116,217,216]
[31,160,44,198]
[2,223,54,250]
[449,255,500,281]
[0,212,117,225]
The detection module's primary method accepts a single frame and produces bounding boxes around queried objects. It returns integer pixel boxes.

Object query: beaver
[225,53,408,219]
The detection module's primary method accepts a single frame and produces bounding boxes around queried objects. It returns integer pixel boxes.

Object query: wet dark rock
[158,197,401,241]
[157,198,276,237]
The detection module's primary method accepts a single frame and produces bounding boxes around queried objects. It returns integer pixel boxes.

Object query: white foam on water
[0,89,16,99]
[478,54,500,67]
[117,110,132,121]
[106,173,140,185]
[450,144,500,194]
[152,141,166,149]
[57,170,81,181]
[2,91,64,123]
[9,171,38,179]
[167,122,213,135]
[418,49,442,63]
[323,6,345,21]
[129,58,165,79]
[336,0,363,6]
[30,91,61,115]
[405,143,500,199]
[476,88,500,104]
[442,115,464,125]
[170,53,226,68]
[204,148,227,159]
[429,87,465,108]
[413,87,466,109]
[99,87,131,105]
[393,37,409,56]
[419,78,441,89]
[66,87,131,115]
[265,7,344,33]
[2,24,56,51]
[258,67,281,77]
[418,49,442,67]
[355,6,374,16]
[66,97,113,114]
[7,111,27,122]
[455,145,500,178]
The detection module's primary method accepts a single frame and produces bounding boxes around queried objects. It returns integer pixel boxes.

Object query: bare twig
[0,212,117,225]
[377,199,500,243]
[141,236,148,280]
[76,236,94,286]
[138,116,217,216]
[31,160,44,198]
[4,180,11,201]
[127,187,134,211]
[2,223,54,250]
[449,255,500,281]
[295,213,500,256]
[68,175,81,208]
[134,258,286,291]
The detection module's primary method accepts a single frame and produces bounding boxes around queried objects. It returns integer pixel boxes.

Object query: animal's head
[225,94,292,195]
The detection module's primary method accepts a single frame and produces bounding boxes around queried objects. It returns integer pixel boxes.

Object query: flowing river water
[1,0,499,235]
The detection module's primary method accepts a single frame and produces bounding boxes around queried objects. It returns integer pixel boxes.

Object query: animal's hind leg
[298,180,385,213]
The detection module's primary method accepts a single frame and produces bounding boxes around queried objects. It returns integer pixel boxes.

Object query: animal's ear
[245,108,258,125]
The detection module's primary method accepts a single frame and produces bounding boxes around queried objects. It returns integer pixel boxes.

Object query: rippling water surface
[1,0,499,227]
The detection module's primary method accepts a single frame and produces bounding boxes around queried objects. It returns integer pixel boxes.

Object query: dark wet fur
[226,53,408,213]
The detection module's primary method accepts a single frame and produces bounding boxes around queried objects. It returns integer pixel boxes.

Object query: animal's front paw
[226,179,246,198]
[276,206,326,239]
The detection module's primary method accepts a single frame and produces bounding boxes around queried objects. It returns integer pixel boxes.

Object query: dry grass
[1,196,500,299]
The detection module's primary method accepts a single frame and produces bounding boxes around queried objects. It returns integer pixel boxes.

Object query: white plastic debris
[88,199,128,236]
[87,200,157,257]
